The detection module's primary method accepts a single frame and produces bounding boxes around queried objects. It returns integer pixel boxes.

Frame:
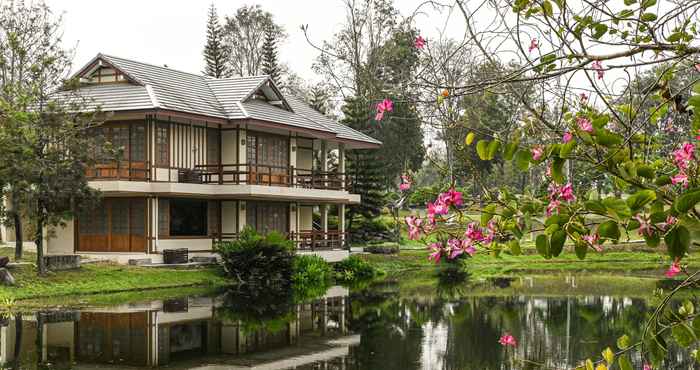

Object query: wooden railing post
[218,163,223,185]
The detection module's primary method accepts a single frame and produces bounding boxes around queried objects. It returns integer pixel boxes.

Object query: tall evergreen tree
[342,96,384,234]
[308,84,330,115]
[261,25,281,85]
[203,4,231,78]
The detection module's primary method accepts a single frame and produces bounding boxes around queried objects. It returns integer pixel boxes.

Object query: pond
[2,274,697,369]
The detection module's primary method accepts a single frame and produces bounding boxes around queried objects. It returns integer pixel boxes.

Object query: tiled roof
[67,53,381,147]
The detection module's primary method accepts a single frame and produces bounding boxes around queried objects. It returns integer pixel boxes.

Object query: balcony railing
[190,163,345,190]
[212,230,346,251]
[86,161,150,181]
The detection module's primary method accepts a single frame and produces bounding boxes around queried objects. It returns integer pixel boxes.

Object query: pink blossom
[671,172,689,188]
[462,240,477,256]
[531,146,544,161]
[405,216,422,240]
[695,129,700,141]
[428,243,442,264]
[576,117,593,133]
[559,183,576,202]
[528,38,538,53]
[447,239,463,259]
[634,215,654,237]
[498,333,517,347]
[399,174,412,191]
[415,35,426,49]
[483,219,498,244]
[672,142,695,170]
[374,98,394,121]
[591,60,604,79]
[658,215,678,232]
[643,364,652,370]
[579,93,588,105]
[695,64,700,73]
[464,222,486,243]
[665,259,681,278]
[583,233,602,252]
[562,131,573,143]
[427,201,449,217]
[375,111,384,121]
[546,200,560,217]
[545,163,552,178]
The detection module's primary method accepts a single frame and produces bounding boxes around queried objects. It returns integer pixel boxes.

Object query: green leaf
[465,132,476,145]
[515,149,531,171]
[623,0,635,4]
[617,356,633,370]
[476,140,490,160]
[655,175,672,186]
[641,12,657,22]
[667,32,683,42]
[592,23,608,39]
[672,324,696,347]
[644,233,661,248]
[665,225,690,259]
[602,347,615,365]
[602,197,631,219]
[542,0,553,17]
[508,240,521,256]
[674,189,700,213]
[551,157,566,184]
[560,139,576,158]
[585,200,607,215]
[645,333,667,367]
[598,220,621,242]
[540,53,557,64]
[626,189,656,212]
[617,334,630,349]
[637,164,655,179]
[487,140,500,160]
[550,230,567,257]
[595,129,623,147]
[481,204,497,226]
[503,142,518,160]
[536,234,551,259]
[641,0,656,8]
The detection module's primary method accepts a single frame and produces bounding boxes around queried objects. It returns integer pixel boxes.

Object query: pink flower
[483,219,498,244]
[528,38,538,53]
[546,200,560,217]
[462,240,477,256]
[591,60,604,79]
[695,129,700,141]
[579,93,588,105]
[583,233,602,252]
[381,98,394,112]
[498,333,517,347]
[415,35,426,49]
[643,364,652,370]
[695,64,700,73]
[665,259,681,278]
[634,215,653,237]
[405,216,422,240]
[672,142,695,170]
[671,172,689,188]
[531,146,544,161]
[465,222,486,243]
[562,131,573,143]
[440,188,463,207]
[559,183,576,202]
[375,110,384,121]
[577,117,593,133]
[545,163,552,178]
[399,174,412,191]
[374,98,394,121]
[428,243,442,264]
[447,239,463,259]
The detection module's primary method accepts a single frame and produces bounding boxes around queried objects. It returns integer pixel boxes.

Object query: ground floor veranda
[1,195,350,264]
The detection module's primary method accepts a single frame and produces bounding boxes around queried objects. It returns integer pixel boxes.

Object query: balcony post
[321,204,329,248]
[338,143,346,190]
[339,203,346,249]
[320,140,328,189]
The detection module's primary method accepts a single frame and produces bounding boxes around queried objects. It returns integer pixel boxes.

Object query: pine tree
[261,25,281,85]
[309,84,330,115]
[341,96,384,235]
[203,4,231,78]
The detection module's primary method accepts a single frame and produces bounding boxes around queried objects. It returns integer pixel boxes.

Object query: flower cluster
[427,220,498,263]
[576,116,593,133]
[671,142,695,188]
[405,188,463,241]
[415,35,426,49]
[528,38,538,53]
[546,183,576,216]
[399,174,412,191]
[375,98,394,121]
[498,333,517,347]
[591,60,604,79]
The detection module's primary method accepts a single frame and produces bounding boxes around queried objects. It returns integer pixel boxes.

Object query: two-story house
[24,53,380,264]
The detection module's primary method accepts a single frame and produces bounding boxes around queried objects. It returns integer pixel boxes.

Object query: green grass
[0,262,227,305]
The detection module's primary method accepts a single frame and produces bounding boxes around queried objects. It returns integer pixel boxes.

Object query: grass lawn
[0,262,227,307]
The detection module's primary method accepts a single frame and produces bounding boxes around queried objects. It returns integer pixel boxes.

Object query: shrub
[292,255,333,300]
[364,242,399,254]
[334,255,379,282]
[214,227,295,288]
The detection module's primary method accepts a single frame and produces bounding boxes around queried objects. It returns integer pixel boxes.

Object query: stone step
[128,258,152,266]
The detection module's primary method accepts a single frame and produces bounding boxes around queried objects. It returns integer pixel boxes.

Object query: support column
[238,128,247,183]
[321,204,328,239]
[339,203,346,249]
[238,201,247,232]
[290,137,297,186]
[338,143,346,190]
[153,197,159,253]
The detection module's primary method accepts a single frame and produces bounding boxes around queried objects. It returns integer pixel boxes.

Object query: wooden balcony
[87,161,150,181]
[212,230,347,251]
[190,163,345,190]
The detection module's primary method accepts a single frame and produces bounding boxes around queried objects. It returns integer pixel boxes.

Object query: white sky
[46,0,465,83]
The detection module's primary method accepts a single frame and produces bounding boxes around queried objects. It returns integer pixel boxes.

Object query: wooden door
[77,198,147,253]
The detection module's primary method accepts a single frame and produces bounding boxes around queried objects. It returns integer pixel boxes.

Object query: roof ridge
[100,53,210,80]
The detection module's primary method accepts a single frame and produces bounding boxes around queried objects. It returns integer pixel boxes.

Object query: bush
[214,227,295,288]
[364,242,399,254]
[292,255,333,300]
[334,255,379,282]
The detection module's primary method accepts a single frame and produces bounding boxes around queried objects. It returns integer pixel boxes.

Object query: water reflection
[1,276,698,369]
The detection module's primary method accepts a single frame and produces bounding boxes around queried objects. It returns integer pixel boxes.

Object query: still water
[2,275,698,369]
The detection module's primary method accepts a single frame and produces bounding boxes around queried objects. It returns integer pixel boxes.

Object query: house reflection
[0,286,352,369]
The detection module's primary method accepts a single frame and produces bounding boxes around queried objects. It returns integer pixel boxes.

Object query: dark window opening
[169,199,208,236]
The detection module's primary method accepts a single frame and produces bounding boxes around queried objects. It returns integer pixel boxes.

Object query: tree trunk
[12,314,22,370]
[10,192,22,260]
[35,211,46,276]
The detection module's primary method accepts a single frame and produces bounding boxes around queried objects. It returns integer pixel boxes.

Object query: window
[169,199,208,236]
[246,201,288,235]
[130,124,146,162]
[246,132,289,171]
[156,123,169,166]
[207,129,220,165]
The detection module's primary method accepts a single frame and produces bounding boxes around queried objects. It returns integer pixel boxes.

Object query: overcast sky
[46,0,463,83]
